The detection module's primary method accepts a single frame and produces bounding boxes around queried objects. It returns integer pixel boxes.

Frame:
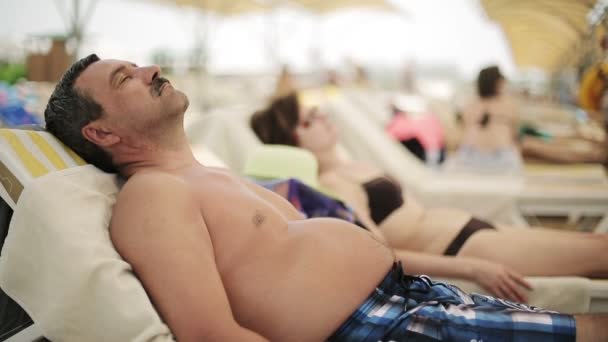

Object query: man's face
[75,59,188,136]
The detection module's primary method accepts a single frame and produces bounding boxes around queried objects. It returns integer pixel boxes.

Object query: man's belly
[219,218,394,342]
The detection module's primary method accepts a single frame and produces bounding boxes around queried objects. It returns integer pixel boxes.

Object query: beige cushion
[0,166,173,341]
[0,128,174,341]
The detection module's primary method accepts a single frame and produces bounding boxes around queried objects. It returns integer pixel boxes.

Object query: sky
[0,0,516,78]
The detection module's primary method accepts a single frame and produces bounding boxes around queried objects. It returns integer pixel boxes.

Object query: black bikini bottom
[444,217,495,256]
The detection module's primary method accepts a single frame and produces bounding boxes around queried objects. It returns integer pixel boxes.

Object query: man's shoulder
[115,171,192,212]
[122,171,188,194]
[111,171,201,235]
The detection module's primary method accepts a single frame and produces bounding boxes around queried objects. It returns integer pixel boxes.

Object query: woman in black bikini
[250,92,608,303]
[447,65,523,173]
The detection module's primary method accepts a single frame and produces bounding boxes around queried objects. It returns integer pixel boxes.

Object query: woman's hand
[469,259,533,303]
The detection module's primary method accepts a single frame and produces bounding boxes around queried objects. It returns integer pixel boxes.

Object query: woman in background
[250,91,608,303]
[447,66,522,173]
[453,65,607,167]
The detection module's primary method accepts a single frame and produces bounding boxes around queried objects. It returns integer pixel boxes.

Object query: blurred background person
[386,94,446,167]
[446,65,522,173]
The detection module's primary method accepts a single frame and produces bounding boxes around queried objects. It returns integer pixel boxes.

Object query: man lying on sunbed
[43,54,606,341]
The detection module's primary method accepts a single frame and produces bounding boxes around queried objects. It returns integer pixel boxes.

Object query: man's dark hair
[477,65,504,99]
[45,54,117,173]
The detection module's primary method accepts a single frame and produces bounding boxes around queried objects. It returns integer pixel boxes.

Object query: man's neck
[113,130,198,178]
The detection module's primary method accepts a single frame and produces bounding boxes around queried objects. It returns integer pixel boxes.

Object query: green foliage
[0,64,27,84]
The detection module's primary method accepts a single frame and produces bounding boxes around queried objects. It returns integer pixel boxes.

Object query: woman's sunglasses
[299,107,327,128]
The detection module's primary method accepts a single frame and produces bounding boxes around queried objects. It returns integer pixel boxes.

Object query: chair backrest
[244,145,320,189]
[187,106,261,172]
[0,196,34,341]
[0,128,85,209]
[325,93,434,190]
[0,197,13,255]
[0,126,86,340]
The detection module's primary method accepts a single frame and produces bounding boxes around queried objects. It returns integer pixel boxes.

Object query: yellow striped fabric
[64,144,86,165]
[0,130,49,177]
[0,128,88,207]
[26,131,68,170]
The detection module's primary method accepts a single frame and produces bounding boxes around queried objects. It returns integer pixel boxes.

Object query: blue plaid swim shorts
[328,263,575,342]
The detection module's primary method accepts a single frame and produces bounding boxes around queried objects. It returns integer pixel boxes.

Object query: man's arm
[110,173,267,342]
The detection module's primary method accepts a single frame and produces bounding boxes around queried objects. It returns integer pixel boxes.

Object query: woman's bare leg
[521,137,607,163]
[457,228,608,277]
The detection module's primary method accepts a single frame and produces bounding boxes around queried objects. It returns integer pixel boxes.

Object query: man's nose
[136,65,161,83]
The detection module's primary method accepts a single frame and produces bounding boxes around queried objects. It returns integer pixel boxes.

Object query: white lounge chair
[186,106,524,225]
[185,108,608,313]
[325,91,608,231]
[342,88,608,186]
[241,143,608,314]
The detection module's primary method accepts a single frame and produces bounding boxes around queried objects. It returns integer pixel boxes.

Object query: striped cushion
[0,129,86,209]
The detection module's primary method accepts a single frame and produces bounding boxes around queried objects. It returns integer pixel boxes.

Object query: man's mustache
[151,76,170,97]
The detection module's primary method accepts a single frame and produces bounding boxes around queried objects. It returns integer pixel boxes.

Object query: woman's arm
[394,249,532,303]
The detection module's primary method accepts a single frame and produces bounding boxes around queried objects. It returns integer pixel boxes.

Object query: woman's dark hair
[477,65,504,99]
[250,92,300,146]
[45,54,117,173]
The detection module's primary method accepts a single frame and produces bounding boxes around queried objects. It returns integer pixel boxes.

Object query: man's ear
[82,122,120,147]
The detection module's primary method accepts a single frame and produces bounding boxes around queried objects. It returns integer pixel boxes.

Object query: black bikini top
[361,176,404,225]
[479,112,491,128]
[478,110,510,128]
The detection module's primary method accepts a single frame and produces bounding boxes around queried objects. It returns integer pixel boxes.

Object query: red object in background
[386,112,445,152]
